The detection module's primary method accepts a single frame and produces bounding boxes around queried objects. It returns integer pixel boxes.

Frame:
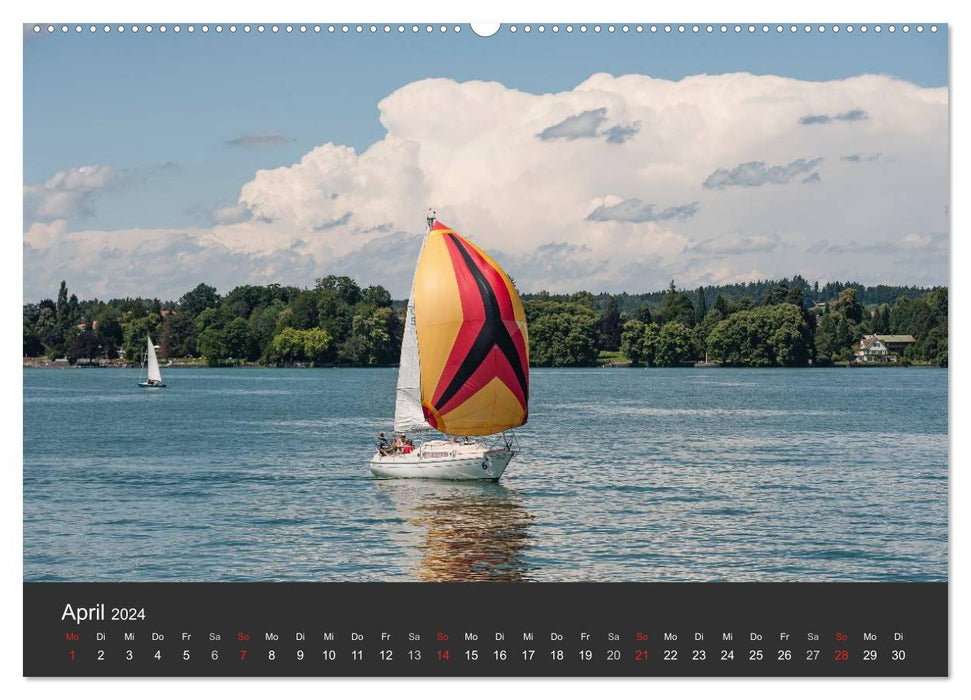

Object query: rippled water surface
[23,367,947,582]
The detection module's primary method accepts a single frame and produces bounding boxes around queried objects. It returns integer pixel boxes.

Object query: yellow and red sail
[409,221,529,436]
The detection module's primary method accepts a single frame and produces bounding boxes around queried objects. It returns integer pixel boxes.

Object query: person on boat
[392,434,406,453]
[402,439,414,455]
[376,432,390,456]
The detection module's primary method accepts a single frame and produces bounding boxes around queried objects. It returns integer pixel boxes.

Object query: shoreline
[23,359,945,370]
[21,359,400,370]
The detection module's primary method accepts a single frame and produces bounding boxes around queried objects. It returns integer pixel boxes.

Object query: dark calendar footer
[24,582,947,677]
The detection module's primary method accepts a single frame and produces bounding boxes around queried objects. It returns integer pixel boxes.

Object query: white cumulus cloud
[23,72,948,301]
[24,165,120,221]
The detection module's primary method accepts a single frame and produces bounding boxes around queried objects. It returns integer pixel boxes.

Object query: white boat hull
[370,441,514,481]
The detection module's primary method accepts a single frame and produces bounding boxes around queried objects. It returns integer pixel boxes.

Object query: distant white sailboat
[137,336,166,388]
[370,211,529,481]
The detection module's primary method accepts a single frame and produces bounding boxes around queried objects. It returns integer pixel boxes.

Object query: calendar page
[21,19,949,678]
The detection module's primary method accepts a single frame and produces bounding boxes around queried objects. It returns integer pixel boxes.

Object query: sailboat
[370,211,529,481]
[694,352,719,368]
[137,336,166,388]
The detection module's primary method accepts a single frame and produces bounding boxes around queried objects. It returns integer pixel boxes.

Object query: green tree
[713,294,731,317]
[693,308,725,358]
[523,300,600,366]
[707,316,745,365]
[569,290,596,308]
[315,275,361,306]
[267,327,304,364]
[68,329,116,364]
[178,283,220,316]
[634,323,661,366]
[221,284,294,319]
[620,320,646,364]
[265,327,331,364]
[814,314,839,364]
[339,307,399,365]
[45,280,76,357]
[273,308,295,336]
[289,290,320,330]
[223,317,254,361]
[707,304,813,366]
[654,322,694,366]
[23,319,43,356]
[361,285,392,309]
[936,336,948,367]
[809,285,868,362]
[316,288,354,348]
[918,326,947,367]
[834,317,854,361]
[599,296,623,352]
[94,307,124,348]
[193,307,222,335]
[122,314,162,362]
[159,312,197,358]
[889,296,914,335]
[35,307,58,357]
[764,280,789,306]
[55,281,69,323]
[928,286,948,321]
[635,303,653,324]
[734,296,755,312]
[786,284,805,308]
[833,287,863,324]
[197,326,228,365]
[250,302,286,361]
[694,286,707,324]
[656,281,696,327]
[874,304,891,334]
[301,328,332,363]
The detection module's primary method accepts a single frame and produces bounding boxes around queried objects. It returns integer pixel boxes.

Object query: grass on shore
[597,350,632,367]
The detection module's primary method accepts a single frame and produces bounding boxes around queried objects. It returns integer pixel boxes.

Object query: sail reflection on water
[375,481,533,582]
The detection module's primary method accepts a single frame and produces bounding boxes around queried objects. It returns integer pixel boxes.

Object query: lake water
[22,367,948,582]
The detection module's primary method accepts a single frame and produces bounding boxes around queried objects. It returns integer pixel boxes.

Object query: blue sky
[23,26,949,300]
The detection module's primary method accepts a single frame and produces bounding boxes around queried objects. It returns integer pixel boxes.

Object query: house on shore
[854,334,917,363]
[875,334,917,355]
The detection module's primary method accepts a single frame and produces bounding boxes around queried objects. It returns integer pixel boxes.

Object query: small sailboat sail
[146,337,163,384]
[372,211,528,481]
[138,336,166,387]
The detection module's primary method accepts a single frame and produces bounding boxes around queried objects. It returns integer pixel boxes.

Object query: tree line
[523,276,941,317]
[525,280,946,367]
[22,277,402,367]
[23,277,947,368]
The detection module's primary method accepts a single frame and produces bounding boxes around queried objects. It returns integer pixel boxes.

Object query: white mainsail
[393,227,431,433]
[145,336,162,384]
[393,296,427,432]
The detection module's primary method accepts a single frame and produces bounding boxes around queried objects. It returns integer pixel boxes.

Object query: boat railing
[485,431,520,452]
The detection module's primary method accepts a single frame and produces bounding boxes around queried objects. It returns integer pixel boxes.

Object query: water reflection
[374,480,534,582]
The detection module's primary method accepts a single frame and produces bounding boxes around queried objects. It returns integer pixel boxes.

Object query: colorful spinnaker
[393,217,529,437]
